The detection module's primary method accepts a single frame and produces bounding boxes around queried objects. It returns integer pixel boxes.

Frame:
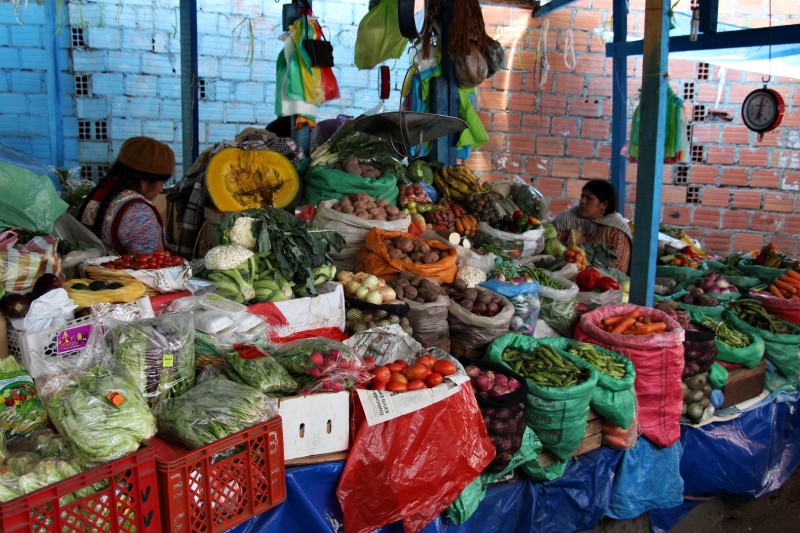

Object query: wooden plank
[722,360,767,408]
[285,451,349,467]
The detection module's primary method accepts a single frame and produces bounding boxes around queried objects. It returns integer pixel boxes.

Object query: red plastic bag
[750,292,800,326]
[575,304,685,448]
[337,383,495,533]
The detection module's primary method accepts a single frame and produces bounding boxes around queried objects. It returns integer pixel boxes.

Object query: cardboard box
[278,391,350,461]
[722,360,767,408]
[259,283,346,340]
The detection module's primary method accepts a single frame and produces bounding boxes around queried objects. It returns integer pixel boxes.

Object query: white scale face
[741,88,784,136]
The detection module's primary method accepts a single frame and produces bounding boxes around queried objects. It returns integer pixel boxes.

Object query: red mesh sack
[574,304,685,448]
[337,383,495,533]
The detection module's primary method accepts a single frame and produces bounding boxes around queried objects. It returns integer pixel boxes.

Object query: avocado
[106,282,125,290]
[88,280,108,291]
[71,283,90,291]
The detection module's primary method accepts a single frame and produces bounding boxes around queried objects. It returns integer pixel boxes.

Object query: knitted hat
[117,136,175,178]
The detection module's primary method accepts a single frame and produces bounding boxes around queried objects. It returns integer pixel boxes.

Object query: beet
[1,292,30,318]
[31,273,63,301]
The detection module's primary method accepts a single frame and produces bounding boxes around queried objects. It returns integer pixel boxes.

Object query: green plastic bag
[486,334,599,462]
[301,165,399,206]
[736,261,786,284]
[675,278,742,303]
[689,311,765,368]
[0,160,68,233]
[354,0,408,70]
[708,362,728,389]
[700,260,762,291]
[723,308,800,380]
[447,426,541,524]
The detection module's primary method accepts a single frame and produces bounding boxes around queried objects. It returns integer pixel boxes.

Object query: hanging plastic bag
[479,278,541,336]
[354,0,408,70]
[275,31,317,119]
[0,231,62,293]
[0,160,68,234]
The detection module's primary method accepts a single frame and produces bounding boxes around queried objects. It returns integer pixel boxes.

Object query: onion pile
[466,365,522,398]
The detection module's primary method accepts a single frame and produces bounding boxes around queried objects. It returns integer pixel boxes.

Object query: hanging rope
[762,0,772,84]
[563,28,576,70]
[537,19,550,90]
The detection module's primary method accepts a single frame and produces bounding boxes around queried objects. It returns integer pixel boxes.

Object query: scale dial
[741,87,785,134]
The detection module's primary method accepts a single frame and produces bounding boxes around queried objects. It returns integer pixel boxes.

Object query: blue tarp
[233,394,800,533]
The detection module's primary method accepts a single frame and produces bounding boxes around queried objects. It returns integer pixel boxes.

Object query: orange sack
[355,228,458,284]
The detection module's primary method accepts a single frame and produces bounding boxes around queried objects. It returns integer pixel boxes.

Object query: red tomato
[112,258,124,266]
[407,379,427,391]
[386,362,404,374]
[405,363,430,382]
[363,357,376,370]
[153,250,166,257]
[171,257,183,266]
[133,262,148,270]
[389,372,408,384]
[393,359,409,371]
[372,366,391,384]
[415,354,436,368]
[134,253,150,262]
[162,250,172,257]
[425,372,443,387]
[386,381,408,393]
[370,380,386,391]
[433,359,457,377]
[104,264,117,270]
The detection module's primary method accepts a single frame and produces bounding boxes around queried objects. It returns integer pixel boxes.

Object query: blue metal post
[629,0,670,307]
[180,0,199,169]
[44,0,64,167]
[429,0,458,165]
[609,0,628,217]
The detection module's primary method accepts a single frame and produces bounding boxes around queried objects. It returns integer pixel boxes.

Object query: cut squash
[205,147,300,211]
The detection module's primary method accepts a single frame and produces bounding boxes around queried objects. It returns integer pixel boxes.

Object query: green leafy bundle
[222,344,298,394]
[153,376,277,449]
[218,207,344,296]
[44,366,156,464]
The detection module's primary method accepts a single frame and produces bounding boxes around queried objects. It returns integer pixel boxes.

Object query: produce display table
[231,394,800,533]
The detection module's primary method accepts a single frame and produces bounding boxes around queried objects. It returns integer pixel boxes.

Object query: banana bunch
[309,143,340,167]
[433,165,485,202]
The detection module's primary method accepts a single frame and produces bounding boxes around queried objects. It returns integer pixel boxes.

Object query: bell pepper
[595,276,621,291]
[576,268,603,291]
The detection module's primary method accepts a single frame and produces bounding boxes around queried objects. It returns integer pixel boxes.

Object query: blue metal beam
[628,0,670,307]
[430,0,458,165]
[606,23,800,57]
[532,0,579,18]
[698,0,719,34]
[179,0,199,169]
[610,0,628,218]
[44,0,64,167]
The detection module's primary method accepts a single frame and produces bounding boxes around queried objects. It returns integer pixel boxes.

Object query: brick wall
[472,0,800,257]
[1,0,798,257]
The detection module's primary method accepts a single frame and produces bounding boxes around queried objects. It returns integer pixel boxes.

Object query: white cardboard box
[278,391,350,461]
[265,283,346,339]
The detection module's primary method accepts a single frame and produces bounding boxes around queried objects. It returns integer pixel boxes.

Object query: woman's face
[578,188,609,220]
[137,179,165,201]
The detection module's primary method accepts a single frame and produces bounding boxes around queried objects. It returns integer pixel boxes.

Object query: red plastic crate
[148,417,286,533]
[0,447,160,533]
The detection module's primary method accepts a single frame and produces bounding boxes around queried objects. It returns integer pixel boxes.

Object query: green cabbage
[153,376,277,449]
[44,366,156,464]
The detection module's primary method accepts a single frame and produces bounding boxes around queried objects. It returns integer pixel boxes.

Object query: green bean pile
[502,345,587,387]
[566,343,626,379]
[699,316,752,348]
[728,300,791,334]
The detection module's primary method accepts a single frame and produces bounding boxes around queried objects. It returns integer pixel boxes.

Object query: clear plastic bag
[274,337,372,393]
[219,343,298,394]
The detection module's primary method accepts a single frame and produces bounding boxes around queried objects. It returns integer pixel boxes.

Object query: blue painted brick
[29,138,52,164]
[127,97,161,118]
[92,73,125,96]
[143,52,176,76]
[199,0,240,15]
[199,34,228,57]
[151,31,170,54]
[110,119,144,140]
[121,28,153,51]
[108,51,141,73]
[199,100,224,119]
[223,102,256,123]
[10,24,43,47]
[317,4,356,26]
[21,48,49,70]
[73,51,108,72]
[158,77,181,99]
[76,98,108,120]
[87,27,122,50]
[219,58,251,81]
[0,27,9,46]
[143,121,175,141]
[12,71,44,93]
[198,59,220,78]
[234,81,265,102]
[211,80,231,101]
[0,48,21,69]
[206,123,239,143]
[0,73,9,91]
[251,59,274,82]
[196,12,218,34]
[79,141,113,163]
[104,6,138,29]
[125,74,158,96]
[3,93,26,110]
[17,114,48,135]
[28,94,49,114]
[159,100,183,121]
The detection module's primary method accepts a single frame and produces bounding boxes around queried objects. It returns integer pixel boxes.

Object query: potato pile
[339,155,381,178]
[398,183,431,207]
[389,273,447,304]
[331,192,406,221]
[384,235,450,264]
[463,193,503,224]
[422,204,457,233]
[447,281,506,317]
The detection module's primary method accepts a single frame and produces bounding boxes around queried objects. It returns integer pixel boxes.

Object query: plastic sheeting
[232,394,800,533]
[231,447,623,533]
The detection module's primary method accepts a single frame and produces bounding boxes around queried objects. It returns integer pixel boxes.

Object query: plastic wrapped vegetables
[0,356,48,440]
[153,376,278,449]
[112,313,196,408]
[44,366,156,464]
[222,344,299,394]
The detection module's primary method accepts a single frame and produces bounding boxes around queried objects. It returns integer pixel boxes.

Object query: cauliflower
[456,266,487,288]
[225,216,258,250]
[204,245,254,271]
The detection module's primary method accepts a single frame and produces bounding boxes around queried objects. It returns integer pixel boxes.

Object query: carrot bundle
[598,311,668,336]
[765,270,800,299]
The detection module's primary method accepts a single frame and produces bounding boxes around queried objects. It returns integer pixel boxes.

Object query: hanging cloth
[456,87,489,159]
[628,84,686,163]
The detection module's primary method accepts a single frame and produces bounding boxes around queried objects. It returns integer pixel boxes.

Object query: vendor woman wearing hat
[78,136,175,255]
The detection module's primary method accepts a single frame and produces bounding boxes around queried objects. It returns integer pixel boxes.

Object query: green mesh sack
[736,261,786,284]
[486,334,598,463]
[676,277,742,302]
[723,308,800,380]
[700,260,762,291]
[300,165,399,206]
[690,311,765,368]
[708,362,729,389]
[655,265,703,284]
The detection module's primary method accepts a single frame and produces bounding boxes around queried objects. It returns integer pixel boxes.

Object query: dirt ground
[587,466,800,532]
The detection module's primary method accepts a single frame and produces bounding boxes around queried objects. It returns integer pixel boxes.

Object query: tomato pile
[365,353,457,392]
[100,251,184,270]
